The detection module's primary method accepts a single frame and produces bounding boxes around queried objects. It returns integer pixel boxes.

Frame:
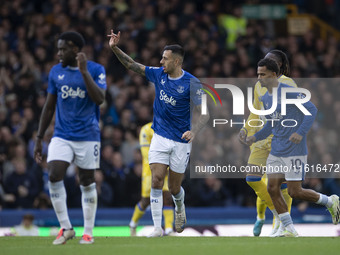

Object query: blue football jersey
[145,66,202,143]
[254,83,317,157]
[47,61,107,141]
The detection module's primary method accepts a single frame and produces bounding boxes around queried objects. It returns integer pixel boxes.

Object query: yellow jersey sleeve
[139,122,154,164]
[278,75,297,88]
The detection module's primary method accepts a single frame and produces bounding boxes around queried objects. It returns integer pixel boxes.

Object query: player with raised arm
[239,50,296,236]
[129,122,174,236]
[34,31,106,245]
[108,30,209,237]
[246,58,340,237]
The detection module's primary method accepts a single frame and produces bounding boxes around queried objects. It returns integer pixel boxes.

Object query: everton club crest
[177,86,184,93]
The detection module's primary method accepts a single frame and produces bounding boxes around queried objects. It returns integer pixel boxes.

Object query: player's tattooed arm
[108,30,145,76]
[113,47,146,76]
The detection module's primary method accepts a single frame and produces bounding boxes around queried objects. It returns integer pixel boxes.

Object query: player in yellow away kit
[129,122,174,236]
[238,50,296,237]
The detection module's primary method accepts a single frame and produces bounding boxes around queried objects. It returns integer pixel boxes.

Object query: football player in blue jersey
[246,58,340,236]
[108,30,209,237]
[34,31,106,245]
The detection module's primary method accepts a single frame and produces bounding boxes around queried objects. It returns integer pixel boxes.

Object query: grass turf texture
[1,236,340,255]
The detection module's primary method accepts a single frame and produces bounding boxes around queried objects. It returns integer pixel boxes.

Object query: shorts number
[94,144,99,157]
[291,158,303,172]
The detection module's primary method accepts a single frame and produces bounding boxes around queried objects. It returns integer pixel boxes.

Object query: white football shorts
[47,137,100,169]
[149,133,192,173]
[266,154,307,181]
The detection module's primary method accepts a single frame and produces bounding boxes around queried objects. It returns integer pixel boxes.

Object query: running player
[239,50,296,236]
[129,122,174,236]
[34,31,106,244]
[108,30,209,237]
[246,58,340,237]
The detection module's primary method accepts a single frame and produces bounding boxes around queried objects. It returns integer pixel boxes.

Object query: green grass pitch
[1,236,340,255]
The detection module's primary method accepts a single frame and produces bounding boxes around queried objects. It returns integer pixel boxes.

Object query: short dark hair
[268,49,290,76]
[258,58,279,75]
[163,44,185,58]
[59,31,85,50]
[23,214,34,221]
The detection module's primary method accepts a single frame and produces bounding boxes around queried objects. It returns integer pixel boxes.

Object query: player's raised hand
[107,30,120,49]
[76,52,88,73]
[238,129,247,145]
[245,136,256,146]
[182,130,195,143]
[289,132,302,144]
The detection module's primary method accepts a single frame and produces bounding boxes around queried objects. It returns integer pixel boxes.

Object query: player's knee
[288,186,302,199]
[151,176,164,189]
[79,176,95,187]
[168,185,180,196]
[79,170,95,186]
[267,183,279,196]
[49,171,63,183]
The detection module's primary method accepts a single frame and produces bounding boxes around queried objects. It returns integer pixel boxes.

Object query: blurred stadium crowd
[0,0,340,210]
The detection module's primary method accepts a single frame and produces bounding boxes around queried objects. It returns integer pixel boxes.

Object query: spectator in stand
[3,157,39,208]
[95,169,113,208]
[12,214,39,236]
